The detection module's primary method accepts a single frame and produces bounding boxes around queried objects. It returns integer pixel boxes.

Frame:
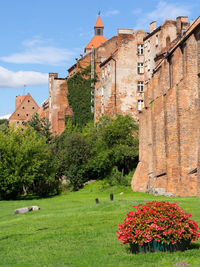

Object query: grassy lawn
[1,181,200,267]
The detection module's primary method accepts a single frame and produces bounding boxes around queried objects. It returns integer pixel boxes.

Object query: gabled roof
[95,16,104,28]
[9,93,39,120]
[85,35,107,51]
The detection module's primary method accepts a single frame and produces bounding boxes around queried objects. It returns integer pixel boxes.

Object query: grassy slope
[0,182,200,267]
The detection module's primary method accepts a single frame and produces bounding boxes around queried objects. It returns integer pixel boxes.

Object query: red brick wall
[132,30,200,196]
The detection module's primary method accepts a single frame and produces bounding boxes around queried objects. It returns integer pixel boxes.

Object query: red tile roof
[85,35,107,50]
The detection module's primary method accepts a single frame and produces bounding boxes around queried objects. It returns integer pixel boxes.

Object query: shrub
[117,201,200,247]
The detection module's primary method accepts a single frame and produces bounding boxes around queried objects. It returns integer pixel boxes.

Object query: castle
[9,15,200,196]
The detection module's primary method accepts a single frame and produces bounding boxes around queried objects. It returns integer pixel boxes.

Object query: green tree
[27,113,52,142]
[51,132,92,190]
[0,119,9,133]
[0,126,58,199]
[89,115,139,177]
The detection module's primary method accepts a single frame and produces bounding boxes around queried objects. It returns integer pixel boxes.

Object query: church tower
[84,15,107,53]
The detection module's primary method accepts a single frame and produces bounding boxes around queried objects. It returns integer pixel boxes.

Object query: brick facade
[132,17,200,197]
[9,93,39,127]
[48,73,73,134]
[96,29,146,122]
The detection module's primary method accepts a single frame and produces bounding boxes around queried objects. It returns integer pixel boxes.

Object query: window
[137,44,144,55]
[138,63,144,74]
[138,100,144,111]
[17,114,20,116]
[138,81,144,92]
[166,36,171,48]
[32,107,35,109]
[22,107,25,109]
[26,114,28,116]
[28,100,30,103]
[156,35,159,46]
[108,63,111,74]
[148,40,150,51]
[97,29,101,35]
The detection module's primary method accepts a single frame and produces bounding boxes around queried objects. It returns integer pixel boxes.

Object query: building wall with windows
[95,29,146,122]
[132,17,200,197]
[144,17,190,83]
[9,93,40,127]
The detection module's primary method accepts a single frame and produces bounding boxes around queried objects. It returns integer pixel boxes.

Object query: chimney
[118,28,134,35]
[176,16,188,37]
[49,73,58,79]
[150,21,156,33]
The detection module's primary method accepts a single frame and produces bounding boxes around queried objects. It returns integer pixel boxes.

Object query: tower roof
[94,16,104,28]
[85,35,107,51]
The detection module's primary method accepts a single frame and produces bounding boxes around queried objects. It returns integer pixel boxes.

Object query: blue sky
[0,0,199,118]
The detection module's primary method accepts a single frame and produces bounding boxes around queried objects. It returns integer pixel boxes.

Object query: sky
[0,0,199,118]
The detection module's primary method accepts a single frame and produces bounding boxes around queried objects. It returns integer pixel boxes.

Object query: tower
[84,15,107,53]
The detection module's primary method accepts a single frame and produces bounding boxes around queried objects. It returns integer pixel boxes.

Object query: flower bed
[117,201,200,253]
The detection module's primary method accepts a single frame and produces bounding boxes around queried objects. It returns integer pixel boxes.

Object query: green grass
[1,181,200,267]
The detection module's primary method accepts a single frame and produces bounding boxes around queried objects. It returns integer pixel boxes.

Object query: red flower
[116,201,200,246]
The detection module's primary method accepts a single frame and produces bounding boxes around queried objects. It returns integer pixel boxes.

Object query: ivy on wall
[66,65,95,127]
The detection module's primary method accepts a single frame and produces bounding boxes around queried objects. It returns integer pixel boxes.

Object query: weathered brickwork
[96,29,146,122]
[9,93,39,127]
[144,17,190,83]
[44,16,118,134]
[48,73,72,134]
[132,18,200,197]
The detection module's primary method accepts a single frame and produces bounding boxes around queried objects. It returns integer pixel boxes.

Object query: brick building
[45,15,118,134]
[132,17,200,197]
[9,93,40,127]
[96,28,146,122]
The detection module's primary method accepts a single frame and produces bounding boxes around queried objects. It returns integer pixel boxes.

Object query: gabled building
[9,93,39,127]
[44,15,118,134]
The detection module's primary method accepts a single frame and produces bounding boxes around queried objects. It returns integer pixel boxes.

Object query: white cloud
[0,114,11,120]
[135,1,191,29]
[105,9,120,17]
[0,37,75,65]
[0,66,48,88]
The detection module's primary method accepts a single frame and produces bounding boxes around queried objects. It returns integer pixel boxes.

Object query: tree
[90,115,139,176]
[26,113,52,142]
[0,119,8,133]
[51,132,92,190]
[0,126,58,199]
